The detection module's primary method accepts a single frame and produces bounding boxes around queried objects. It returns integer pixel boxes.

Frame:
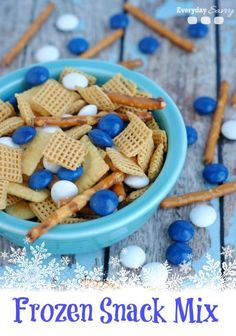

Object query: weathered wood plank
[109,0,221,273]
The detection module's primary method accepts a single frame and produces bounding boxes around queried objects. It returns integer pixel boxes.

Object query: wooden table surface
[0,0,235,278]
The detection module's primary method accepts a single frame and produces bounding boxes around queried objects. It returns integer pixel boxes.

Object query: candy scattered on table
[43,158,60,173]
[88,129,113,148]
[57,166,84,182]
[110,13,129,29]
[56,14,79,32]
[168,220,194,242]
[193,96,217,115]
[62,72,88,90]
[67,37,89,55]
[202,163,229,184]
[78,104,98,116]
[221,120,236,140]
[89,189,118,216]
[51,180,79,203]
[138,36,160,54]
[187,22,208,38]
[97,114,124,138]
[0,137,20,148]
[140,262,168,287]
[166,242,192,265]
[189,204,217,227]
[25,66,49,86]
[119,245,146,269]
[28,169,53,190]
[35,45,60,62]
[12,125,36,145]
[186,125,198,145]
[124,175,150,189]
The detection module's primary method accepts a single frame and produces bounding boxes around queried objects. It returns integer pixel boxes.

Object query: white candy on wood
[56,14,79,32]
[35,45,60,63]
[221,120,236,140]
[189,204,217,227]
[140,262,168,288]
[120,245,146,269]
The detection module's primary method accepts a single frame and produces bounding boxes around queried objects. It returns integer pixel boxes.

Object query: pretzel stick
[112,182,126,202]
[1,3,55,66]
[106,92,166,109]
[124,3,195,53]
[204,80,229,164]
[160,181,236,208]
[80,29,124,58]
[119,59,143,69]
[231,92,236,107]
[33,110,152,127]
[26,172,124,242]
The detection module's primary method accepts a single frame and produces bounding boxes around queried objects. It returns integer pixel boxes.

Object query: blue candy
[25,66,49,86]
[97,114,124,138]
[67,37,89,55]
[57,166,84,182]
[168,220,195,242]
[138,36,160,54]
[110,13,129,29]
[88,129,113,148]
[12,126,36,145]
[193,96,217,115]
[203,163,229,184]
[28,169,53,190]
[188,22,208,38]
[186,125,198,145]
[89,189,118,216]
[166,242,192,266]
[8,94,18,109]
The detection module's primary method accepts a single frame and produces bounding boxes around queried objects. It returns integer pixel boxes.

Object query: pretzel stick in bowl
[105,92,166,109]
[26,172,124,242]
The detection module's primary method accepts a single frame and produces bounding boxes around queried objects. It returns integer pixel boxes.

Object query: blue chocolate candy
[28,169,53,190]
[89,189,118,216]
[186,125,198,145]
[97,114,124,138]
[57,166,84,182]
[109,13,129,29]
[138,36,160,54]
[12,126,36,145]
[202,163,229,184]
[88,129,113,148]
[67,38,89,55]
[188,22,208,38]
[166,242,192,266]
[193,96,217,115]
[168,220,195,242]
[25,66,49,86]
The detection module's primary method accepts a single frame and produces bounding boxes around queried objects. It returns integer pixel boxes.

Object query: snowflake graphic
[0,251,8,260]
[221,245,235,259]
[179,262,192,275]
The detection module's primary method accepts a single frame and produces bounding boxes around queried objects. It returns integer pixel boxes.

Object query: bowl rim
[0,59,187,241]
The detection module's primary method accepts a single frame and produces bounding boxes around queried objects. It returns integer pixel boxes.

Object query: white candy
[51,180,78,203]
[124,175,150,189]
[43,158,60,174]
[61,114,72,118]
[120,245,146,269]
[78,104,98,116]
[56,14,79,32]
[62,72,88,90]
[140,262,168,288]
[221,120,236,140]
[189,204,217,227]
[38,126,61,134]
[35,45,60,63]
[0,137,20,148]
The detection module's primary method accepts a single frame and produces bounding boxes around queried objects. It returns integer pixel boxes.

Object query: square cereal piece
[16,94,34,125]
[77,85,116,111]
[29,198,57,221]
[0,117,24,137]
[114,112,152,157]
[102,74,137,96]
[0,180,8,209]
[0,99,15,123]
[43,130,88,170]
[0,144,22,183]
[31,79,79,116]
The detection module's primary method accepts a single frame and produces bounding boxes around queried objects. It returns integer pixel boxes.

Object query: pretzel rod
[112,182,126,202]
[160,181,236,208]
[106,92,166,109]
[124,3,195,53]
[80,29,124,58]
[26,172,124,242]
[231,92,236,107]
[34,110,152,127]
[1,3,55,66]
[119,58,143,69]
[204,80,229,164]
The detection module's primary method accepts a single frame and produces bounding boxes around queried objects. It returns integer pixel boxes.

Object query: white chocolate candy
[61,114,72,118]
[221,120,236,140]
[38,126,61,134]
[51,180,78,203]
[0,137,20,148]
[62,72,88,90]
[140,262,168,288]
[120,245,146,269]
[124,175,150,189]
[78,104,98,116]
[56,14,79,32]
[189,204,217,227]
[35,45,60,63]
[43,158,60,173]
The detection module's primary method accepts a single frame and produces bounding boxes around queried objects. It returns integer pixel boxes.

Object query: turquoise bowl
[0,59,187,254]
